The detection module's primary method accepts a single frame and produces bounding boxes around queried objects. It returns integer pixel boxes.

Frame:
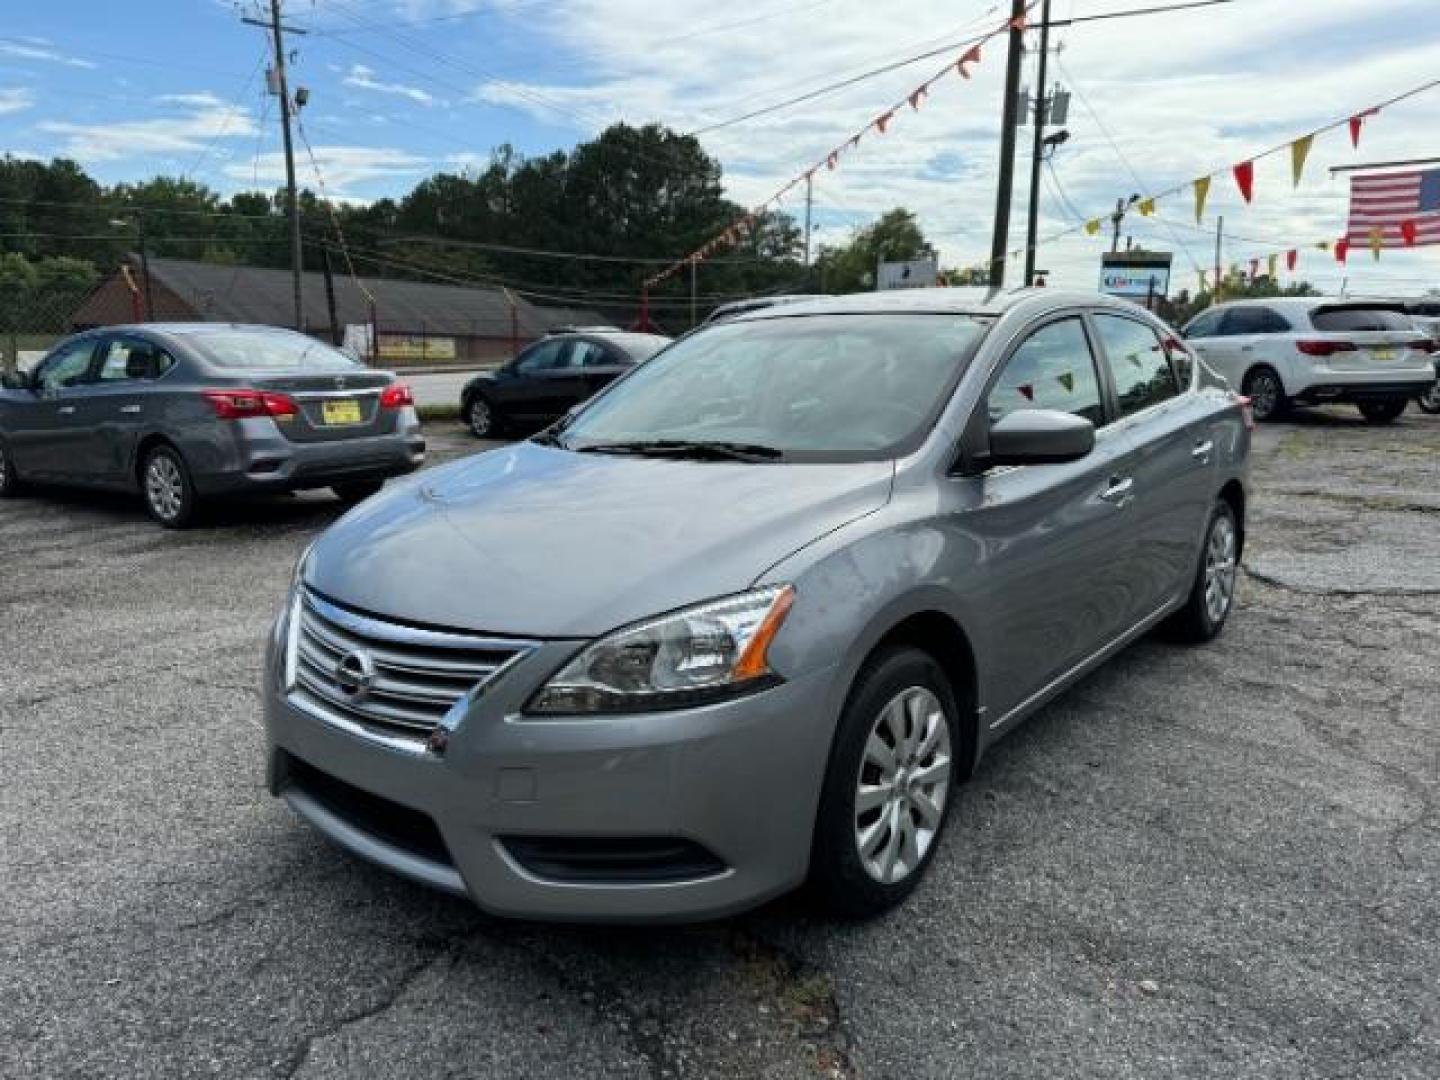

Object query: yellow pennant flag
[1369,227,1384,259]
[1193,176,1212,224]
[1267,253,1278,279]
[1138,197,1156,217]
[1085,218,1101,236]
[1290,134,1314,187]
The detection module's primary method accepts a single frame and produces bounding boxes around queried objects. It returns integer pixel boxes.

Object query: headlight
[527,585,795,715]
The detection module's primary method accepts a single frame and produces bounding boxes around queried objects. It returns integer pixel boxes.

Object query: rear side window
[1310,307,1414,332]
[988,318,1103,426]
[1221,306,1291,335]
[1093,314,1181,418]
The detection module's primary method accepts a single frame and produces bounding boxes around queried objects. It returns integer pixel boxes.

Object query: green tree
[812,209,932,293]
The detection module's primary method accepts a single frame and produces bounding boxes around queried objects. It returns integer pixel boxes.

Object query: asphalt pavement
[2,410,1437,1079]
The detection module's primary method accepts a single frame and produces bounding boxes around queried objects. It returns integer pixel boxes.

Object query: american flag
[1345,167,1440,249]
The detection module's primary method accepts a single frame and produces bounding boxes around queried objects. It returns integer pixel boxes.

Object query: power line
[1047,0,1236,27]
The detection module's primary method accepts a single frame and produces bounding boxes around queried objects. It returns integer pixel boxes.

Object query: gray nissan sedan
[263,288,1250,922]
[0,324,424,527]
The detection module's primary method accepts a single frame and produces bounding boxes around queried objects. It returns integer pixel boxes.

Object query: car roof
[1208,296,1404,311]
[729,286,1158,322]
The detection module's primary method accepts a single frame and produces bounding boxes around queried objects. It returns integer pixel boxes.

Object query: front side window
[987,317,1103,426]
[1223,306,1289,335]
[1094,314,1181,418]
[1183,309,1222,339]
[35,340,96,391]
[560,313,990,462]
[515,339,569,374]
[182,329,360,371]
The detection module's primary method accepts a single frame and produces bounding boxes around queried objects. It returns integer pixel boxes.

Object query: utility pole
[988,0,1027,289]
[1213,214,1224,303]
[1023,0,1051,287]
[321,246,340,345]
[803,171,814,271]
[136,213,154,321]
[689,259,699,328]
[244,1,306,330]
[1110,197,1125,254]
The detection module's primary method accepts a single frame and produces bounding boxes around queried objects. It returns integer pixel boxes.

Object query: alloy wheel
[1248,371,1280,421]
[1418,380,1440,415]
[146,454,184,522]
[1204,514,1238,625]
[854,686,952,885]
[468,397,493,437]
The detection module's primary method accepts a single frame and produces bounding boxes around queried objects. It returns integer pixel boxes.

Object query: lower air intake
[500,836,727,884]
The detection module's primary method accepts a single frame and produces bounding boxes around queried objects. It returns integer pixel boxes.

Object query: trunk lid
[250,370,397,443]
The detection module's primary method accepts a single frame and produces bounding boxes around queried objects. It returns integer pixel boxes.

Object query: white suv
[1180,298,1435,423]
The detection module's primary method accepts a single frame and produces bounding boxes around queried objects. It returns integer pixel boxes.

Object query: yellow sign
[377,335,457,361]
[322,400,364,425]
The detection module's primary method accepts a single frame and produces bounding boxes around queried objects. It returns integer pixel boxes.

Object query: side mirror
[1,369,33,391]
[984,409,1095,467]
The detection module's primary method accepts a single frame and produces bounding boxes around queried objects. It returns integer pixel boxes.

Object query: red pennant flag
[1348,108,1377,148]
[1286,249,1298,272]
[1233,160,1255,203]
[875,110,894,134]
[826,151,838,170]
[1401,219,1418,247]
[908,87,925,111]
[1334,238,1349,263]
[1017,383,1035,402]
[957,43,982,78]
[1009,14,1028,31]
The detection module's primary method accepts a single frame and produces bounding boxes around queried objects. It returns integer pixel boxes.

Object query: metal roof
[136,255,609,337]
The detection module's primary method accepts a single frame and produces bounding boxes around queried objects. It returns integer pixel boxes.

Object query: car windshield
[182,329,363,370]
[556,313,991,463]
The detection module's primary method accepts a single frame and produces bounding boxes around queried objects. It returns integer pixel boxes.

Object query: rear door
[958,314,1142,721]
[1091,312,1216,614]
[7,337,100,479]
[495,338,588,422]
[85,335,177,483]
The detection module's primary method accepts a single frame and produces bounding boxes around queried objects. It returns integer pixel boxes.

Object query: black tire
[1357,397,1407,424]
[333,479,385,505]
[465,393,502,439]
[141,444,199,529]
[809,646,962,919]
[0,439,22,497]
[1163,499,1239,644]
[1242,366,1288,422]
[1417,379,1440,415]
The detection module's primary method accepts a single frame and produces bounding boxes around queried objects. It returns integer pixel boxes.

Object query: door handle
[1191,439,1214,462]
[57,405,76,415]
[119,405,142,415]
[1100,476,1134,506]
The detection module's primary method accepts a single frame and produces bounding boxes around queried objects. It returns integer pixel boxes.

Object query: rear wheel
[142,445,199,529]
[1242,366,1288,422]
[0,439,22,497]
[1417,379,1440,415]
[466,393,501,439]
[1358,397,1408,424]
[1164,499,1239,643]
[809,646,960,918]
[333,479,384,505]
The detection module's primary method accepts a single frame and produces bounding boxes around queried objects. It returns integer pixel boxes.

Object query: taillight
[1236,393,1255,431]
[380,382,414,409]
[1295,340,1357,357]
[202,388,298,420]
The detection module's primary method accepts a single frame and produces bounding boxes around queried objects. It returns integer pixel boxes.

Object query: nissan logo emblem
[334,649,377,701]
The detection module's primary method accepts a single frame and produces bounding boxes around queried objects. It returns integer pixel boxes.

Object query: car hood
[306,442,894,638]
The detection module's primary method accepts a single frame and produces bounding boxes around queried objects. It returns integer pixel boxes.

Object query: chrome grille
[288,589,534,749]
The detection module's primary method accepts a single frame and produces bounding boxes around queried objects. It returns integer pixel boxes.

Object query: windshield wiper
[573,439,785,462]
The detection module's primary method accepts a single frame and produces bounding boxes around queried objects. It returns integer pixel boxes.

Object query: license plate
[1370,347,1396,361]
[321,399,363,425]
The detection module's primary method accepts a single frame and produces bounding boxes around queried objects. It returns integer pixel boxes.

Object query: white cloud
[225,144,428,198]
[38,95,258,164]
[343,63,438,106]
[0,38,96,69]
[0,87,33,115]
[468,0,1440,293]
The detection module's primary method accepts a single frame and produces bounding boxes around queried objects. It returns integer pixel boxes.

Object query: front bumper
[262,620,839,922]
[196,411,426,495]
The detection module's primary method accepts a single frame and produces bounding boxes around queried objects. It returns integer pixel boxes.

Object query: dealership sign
[1099,252,1172,300]
[877,256,939,290]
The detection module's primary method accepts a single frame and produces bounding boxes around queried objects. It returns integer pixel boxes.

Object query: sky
[2,0,1439,297]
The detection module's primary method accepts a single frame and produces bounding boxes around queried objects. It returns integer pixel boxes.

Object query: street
[2,409,1437,1079]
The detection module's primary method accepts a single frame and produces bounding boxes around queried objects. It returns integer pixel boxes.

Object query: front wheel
[0,439,22,497]
[466,394,501,439]
[1163,499,1239,643]
[809,646,960,918]
[1357,397,1407,424]
[333,480,385,505]
[142,445,199,529]
[1417,379,1440,415]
